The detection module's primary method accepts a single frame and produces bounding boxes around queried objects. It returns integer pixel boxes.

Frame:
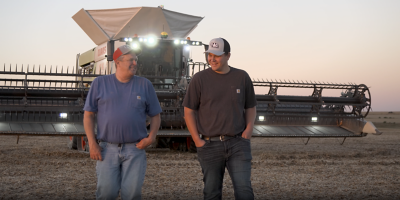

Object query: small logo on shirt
[236,89,240,93]
[137,96,141,100]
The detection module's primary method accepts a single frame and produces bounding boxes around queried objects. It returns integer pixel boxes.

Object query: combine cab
[0,6,381,152]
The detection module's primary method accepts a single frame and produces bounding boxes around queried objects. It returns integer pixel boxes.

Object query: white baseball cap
[205,38,231,56]
[113,45,134,61]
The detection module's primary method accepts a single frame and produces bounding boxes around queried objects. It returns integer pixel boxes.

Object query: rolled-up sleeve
[182,74,201,110]
[145,79,162,117]
[83,78,99,112]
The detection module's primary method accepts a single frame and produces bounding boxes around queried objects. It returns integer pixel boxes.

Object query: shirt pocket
[131,92,146,108]
[231,86,244,104]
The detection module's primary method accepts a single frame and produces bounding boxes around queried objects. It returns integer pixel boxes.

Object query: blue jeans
[96,142,146,200]
[196,137,254,200]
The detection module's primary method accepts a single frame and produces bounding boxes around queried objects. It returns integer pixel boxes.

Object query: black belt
[98,140,138,147]
[203,134,241,142]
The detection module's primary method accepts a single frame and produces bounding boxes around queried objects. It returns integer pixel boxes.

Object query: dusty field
[0,128,399,199]
[364,112,399,128]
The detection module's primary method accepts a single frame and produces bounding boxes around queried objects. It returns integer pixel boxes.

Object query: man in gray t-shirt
[183,38,256,199]
[84,45,162,199]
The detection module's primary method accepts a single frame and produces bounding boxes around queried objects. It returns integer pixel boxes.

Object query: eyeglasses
[122,57,138,63]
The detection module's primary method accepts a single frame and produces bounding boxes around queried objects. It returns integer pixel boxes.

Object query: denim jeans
[196,137,254,200]
[96,142,147,200]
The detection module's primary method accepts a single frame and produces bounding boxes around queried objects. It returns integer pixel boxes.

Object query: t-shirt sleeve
[145,79,162,117]
[244,72,257,109]
[182,74,201,110]
[83,77,99,112]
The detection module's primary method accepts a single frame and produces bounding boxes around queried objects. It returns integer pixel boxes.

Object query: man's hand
[84,111,102,160]
[89,142,102,161]
[241,128,253,140]
[194,139,206,148]
[136,137,155,149]
[242,106,256,140]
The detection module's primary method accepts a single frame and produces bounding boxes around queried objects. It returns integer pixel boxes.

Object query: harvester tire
[77,136,89,152]
[156,137,169,148]
[179,142,188,152]
[67,136,77,150]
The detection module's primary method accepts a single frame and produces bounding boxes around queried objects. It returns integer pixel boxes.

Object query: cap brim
[205,50,225,56]
[123,50,135,55]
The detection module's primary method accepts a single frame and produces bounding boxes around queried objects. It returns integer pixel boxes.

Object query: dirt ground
[0,127,399,200]
[364,111,399,125]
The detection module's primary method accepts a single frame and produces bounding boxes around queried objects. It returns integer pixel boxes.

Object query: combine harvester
[0,6,381,152]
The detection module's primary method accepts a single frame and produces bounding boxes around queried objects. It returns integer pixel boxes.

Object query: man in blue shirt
[84,45,162,200]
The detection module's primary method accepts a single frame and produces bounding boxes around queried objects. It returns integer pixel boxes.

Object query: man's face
[207,52,230,72]
[116,53,137,76]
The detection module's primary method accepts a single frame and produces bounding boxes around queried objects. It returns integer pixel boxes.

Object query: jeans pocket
[99,142,108,151]
[239,136,251,142]
[196,140,210,150]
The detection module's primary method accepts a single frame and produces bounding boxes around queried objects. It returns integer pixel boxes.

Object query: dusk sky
[0,0,399,111]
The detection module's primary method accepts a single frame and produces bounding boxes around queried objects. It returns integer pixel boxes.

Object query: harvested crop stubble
[0,128,399,199]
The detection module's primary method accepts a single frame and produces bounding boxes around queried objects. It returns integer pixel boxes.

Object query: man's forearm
[83,111,97,144]
[244,106,256,136]
[148,114,161,140]
[84,111,103,160]
[184,107,202,143]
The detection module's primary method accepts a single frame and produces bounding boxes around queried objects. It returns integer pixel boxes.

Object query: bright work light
[148,38,155,44]
[311,117,318,122]
[131,42,140,49]
[60,113,68,119]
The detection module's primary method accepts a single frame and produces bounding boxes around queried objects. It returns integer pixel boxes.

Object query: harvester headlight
[131,42,140,49]
[192,42,196,45]
[258,116,265,121]
[184,40,187,44]
[148,37,155,44]
[60,113,68,119]
[196,42,200,45]
[311,117,318,122]
[124,38,128,42]
[139,38,143,42]
[174,39,179,44]
[145,36,157,47]
[129,38,133,42]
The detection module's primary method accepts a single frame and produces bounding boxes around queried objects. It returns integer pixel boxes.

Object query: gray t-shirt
[183,67,257,137]
[83,74,162,143]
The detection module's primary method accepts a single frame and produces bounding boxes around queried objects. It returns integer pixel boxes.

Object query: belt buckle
[220,135,224,141]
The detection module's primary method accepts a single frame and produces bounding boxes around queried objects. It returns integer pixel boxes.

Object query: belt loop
[119,144,123,154]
